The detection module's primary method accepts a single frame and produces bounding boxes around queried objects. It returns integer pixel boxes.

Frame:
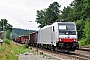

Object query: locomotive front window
[59,25,66,30]
[58,23,76,35]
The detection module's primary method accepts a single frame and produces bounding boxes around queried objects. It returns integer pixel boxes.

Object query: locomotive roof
[39,22,75,30]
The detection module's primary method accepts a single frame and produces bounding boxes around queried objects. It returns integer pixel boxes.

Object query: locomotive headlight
[73,39,76,42]
[60,39,62,41]
[59,38,62,42]
[74,39,76,41]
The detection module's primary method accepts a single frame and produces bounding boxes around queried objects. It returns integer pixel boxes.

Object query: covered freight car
[29,31,38,46]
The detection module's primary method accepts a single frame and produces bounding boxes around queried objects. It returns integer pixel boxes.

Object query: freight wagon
[37,22,79,52]
[14,37,21,43]
[20,36,29,44]
[13,36,29,44]
[29,31,38,46]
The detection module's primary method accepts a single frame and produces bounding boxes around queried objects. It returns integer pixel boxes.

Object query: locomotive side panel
[40,26,53,44]
[37,30,40,44]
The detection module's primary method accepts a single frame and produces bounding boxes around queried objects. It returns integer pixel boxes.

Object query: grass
[0,39,30,60]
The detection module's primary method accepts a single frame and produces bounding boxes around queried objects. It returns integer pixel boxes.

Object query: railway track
[14,42,90,60]
[64,52,90,60]
[78,47,90,52]
[30,46,90,60]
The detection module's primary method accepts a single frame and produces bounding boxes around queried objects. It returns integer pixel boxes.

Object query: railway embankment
[0,39,29,60]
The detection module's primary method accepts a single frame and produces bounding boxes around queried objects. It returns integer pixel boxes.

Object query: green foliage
[6,30,11,39]
[0,47,4,53]
[36,2,60,28]
[84,18,90,44]
[0,41,30,60]
[2,30,11,39]
[45,2,60,24]
[0,19,12,31]
[3,38,11,44]
[12,47,29,55]
[1,51,18,60]
[78,39,87,46]
[22,44,29,48]
[76,20,85,39]
[36,10,46,28]
[0,19,13,40]
[58,6,74,22]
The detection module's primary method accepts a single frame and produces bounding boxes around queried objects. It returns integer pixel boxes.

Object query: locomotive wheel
[51,45,55,51]
[41,46,43,49]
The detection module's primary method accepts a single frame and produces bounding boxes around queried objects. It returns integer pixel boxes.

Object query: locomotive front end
[57,22,79,52]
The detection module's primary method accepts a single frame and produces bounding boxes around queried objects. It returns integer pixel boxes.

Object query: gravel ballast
[18,50,71,60]
[18,52,48,60]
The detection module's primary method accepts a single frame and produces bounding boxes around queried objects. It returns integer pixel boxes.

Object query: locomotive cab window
[58,23,76,35]
[53,26,54,31]
[59,25,66,30]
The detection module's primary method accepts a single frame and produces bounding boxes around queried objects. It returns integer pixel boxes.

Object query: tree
[36,10,46,28]
[76,20,85,39]
[45,2,60,25]
[84,18,90,44]
[82,0,90,19]
[0,19,13,39]
[36,2,60,28]
[0,19,13,31]
[6,30,11,39]
[73,0,84,20]
[58,6,74,22]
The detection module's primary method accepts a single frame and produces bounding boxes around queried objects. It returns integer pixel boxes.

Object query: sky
[0,0,73,30]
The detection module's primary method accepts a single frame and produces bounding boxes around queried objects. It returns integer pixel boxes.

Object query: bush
[0,41,30,60]
[3,38,11,44]
[22,44,28,48]
[78,38,87,46]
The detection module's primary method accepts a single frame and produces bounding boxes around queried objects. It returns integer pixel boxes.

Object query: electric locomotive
[37,22,79,52]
